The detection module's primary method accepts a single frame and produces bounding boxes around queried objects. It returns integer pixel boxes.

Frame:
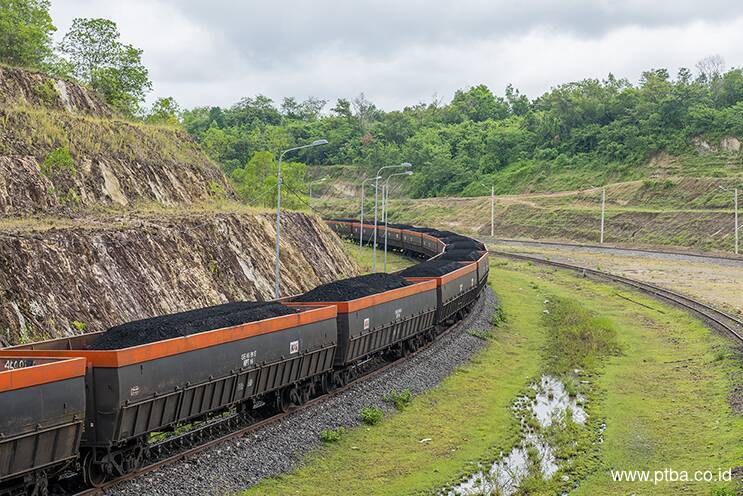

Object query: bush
[319,427,346,443]
[490,306,507,326]
[360,406,384,425]
[384,389,413,411]
[41,146,75,177]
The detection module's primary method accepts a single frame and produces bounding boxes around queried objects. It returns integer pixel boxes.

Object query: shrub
[490,306,507,326]
[71,320,87,332]
[360,406,384,425]
[384,389,413,411]
[41,146,75,177]
[319,427,346,443]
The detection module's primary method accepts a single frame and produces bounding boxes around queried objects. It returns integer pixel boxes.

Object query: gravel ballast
[89,302,298,350]
[106,287,497,496]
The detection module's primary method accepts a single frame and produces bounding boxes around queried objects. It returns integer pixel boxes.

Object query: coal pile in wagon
[89,302,299,350]
[293,273,411,302]
[398,259,465,277]
[445,240,486,251]
[438,250,484,261]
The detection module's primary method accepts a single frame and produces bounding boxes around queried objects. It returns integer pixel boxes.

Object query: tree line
[3,1,742,201]
[183,63,743,198]
[1,0,172,119]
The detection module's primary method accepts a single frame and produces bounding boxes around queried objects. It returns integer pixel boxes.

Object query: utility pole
[735,187,739,256]
[491,185,495,237]
[275,139,328,299]
[600,186,606,244]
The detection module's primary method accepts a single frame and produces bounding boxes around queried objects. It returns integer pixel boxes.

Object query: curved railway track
[490,250,743,345]
[483,238,743,264]
[69,290,486,496]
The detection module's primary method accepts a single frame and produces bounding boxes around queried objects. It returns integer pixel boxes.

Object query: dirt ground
[489,242,743,316]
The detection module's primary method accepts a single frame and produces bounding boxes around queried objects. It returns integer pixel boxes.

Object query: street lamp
[382,170,414,271]
[308,177,327,199]
[719,185,739,255]
[275,139,328,299]
[359,176,382,257]
[374,162,412,271]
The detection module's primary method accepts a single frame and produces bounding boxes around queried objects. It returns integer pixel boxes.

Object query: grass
[243,256,742,496]
[340,239,416,274]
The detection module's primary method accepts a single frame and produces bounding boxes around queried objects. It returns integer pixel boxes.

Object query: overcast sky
[50,1,743,111]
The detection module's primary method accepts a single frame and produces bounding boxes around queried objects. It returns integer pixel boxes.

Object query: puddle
[447,375,587,496]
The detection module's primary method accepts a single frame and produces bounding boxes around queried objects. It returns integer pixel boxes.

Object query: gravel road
[107,287,497,496]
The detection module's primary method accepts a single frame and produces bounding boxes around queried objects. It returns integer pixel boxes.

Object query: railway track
[483,237,743,264]
[69,292,483,496]
[490,250,743,345]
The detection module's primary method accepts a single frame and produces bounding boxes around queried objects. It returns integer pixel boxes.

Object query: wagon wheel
[82,451,108,488]
[275,388,291,413]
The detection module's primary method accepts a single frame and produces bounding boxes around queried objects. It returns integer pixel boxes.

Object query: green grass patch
[244,258,741,495]
[359,406,384,426]
[383,389,413,411]
[319,427,346,443]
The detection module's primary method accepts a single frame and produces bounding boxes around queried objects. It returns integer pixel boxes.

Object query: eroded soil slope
[0,211,356,344]
[0,67,357,345]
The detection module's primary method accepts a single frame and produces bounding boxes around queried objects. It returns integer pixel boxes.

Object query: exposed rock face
[0,212,357,344]
[0,65,111,117]
[0,68,234,216]
[0,67,358,345]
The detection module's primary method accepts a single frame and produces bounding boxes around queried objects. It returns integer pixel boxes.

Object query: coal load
[293,273,412,302]
[89,302,299,350]
[445,240,486,251]
[438,250,484,261]
[398,259,465,277]
[428,230,459,238]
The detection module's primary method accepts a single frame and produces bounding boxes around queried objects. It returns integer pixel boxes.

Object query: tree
[59,18,151,115]
[230,151,306,208]
[447,84,509,123]
[0,0,55,68]
[146,96,180,125]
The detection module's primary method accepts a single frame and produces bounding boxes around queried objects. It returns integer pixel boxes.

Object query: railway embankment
[0,67,357,345]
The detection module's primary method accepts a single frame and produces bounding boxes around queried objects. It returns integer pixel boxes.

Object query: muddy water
[447,375,587,496]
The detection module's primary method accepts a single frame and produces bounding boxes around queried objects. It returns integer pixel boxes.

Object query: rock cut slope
[0,67,356,345]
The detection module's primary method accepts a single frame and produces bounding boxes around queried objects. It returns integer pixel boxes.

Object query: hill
[0,67,356,345]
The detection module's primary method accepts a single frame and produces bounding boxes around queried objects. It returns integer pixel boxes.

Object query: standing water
[447,375,587,496]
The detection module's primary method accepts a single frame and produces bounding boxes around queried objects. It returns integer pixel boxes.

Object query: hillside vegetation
[182,62,743,200]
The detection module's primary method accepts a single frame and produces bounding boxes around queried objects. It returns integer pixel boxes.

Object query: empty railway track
[490,250,743,345]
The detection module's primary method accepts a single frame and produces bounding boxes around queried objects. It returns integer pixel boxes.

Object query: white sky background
[49,0,743,110]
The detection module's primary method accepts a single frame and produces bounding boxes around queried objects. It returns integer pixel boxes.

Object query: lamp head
[401,162,412,167]
[312,139,329,146]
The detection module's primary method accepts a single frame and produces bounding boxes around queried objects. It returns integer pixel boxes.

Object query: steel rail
[71,290,484,496]
[482,237,743,264]
[490,250,743,344]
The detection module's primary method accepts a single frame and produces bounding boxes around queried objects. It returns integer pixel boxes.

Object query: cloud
[50,0,743,110]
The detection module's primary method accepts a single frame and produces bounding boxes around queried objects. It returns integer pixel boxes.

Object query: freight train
[0,220,489,495]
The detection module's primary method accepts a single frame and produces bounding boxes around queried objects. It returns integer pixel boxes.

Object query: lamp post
[308,177,327,199]
[374,163,412,271]
[359,176,381,256]
[719,185,739,255]
[275,139,328,299]
[382,170,414,271]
